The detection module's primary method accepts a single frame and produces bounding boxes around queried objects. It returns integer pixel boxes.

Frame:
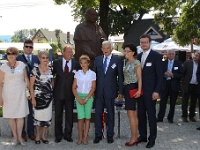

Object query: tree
[0,39,3,43]
[11,28,37,42]
[54,0,164,37]
[154,0,200,45]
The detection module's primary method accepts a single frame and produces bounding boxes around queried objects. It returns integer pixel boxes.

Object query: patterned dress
[30,66,53,127]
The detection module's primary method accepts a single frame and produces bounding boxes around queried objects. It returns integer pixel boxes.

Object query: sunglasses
[7,52,16,55]
[24,45,33,49]
[41,57,49,59]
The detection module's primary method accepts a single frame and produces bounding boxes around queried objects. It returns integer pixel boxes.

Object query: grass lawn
[0,106,2,117]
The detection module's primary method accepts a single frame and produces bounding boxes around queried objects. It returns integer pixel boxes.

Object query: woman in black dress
[30,50,53,144]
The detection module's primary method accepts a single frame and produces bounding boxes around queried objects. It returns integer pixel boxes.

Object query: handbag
[129,88,144,98]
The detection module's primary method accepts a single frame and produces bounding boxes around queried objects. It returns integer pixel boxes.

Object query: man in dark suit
[196,60,200,130]
[53,44,80,143]
[137,34,163,148]
[157,50,183,123]
[16,39,40,141]
[93,41,123,144]
[181,51,199,122]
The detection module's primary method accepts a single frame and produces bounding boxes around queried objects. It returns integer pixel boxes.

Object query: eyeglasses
[7,52,16,55]
[124,50,132,53]
[140,41,149,44]
[24,45,33,49]
[41,57,49,59]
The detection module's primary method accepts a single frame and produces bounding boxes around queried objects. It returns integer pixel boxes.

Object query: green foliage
[51,42,61,59]
[11,28,37,42]
[0,39,3,43]
[0,50,6,54]
[0,107,2,117]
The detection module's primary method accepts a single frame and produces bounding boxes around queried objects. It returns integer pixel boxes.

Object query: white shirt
[62,58,72,72]
[74,69,96,94]
[141,49,151,68]
[24,54,32,62]
[190,61,198,84]
[103,54,112,73]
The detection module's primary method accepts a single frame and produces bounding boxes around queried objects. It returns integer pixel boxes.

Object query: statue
[74,8,107,68]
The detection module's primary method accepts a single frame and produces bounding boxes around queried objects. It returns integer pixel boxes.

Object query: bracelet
[85,98,88,101]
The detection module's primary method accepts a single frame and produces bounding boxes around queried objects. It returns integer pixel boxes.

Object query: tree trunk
[99,0,109,38]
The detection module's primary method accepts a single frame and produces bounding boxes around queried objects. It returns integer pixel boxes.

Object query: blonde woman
[30,51,53,144]
[0,47,29,146]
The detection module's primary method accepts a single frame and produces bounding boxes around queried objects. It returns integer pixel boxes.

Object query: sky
[0,0,79,35]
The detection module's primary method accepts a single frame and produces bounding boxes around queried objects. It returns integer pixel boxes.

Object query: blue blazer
[137,50,163,95]
[161,59,183,92]
[16,54,40,77]
[94,55,123,99]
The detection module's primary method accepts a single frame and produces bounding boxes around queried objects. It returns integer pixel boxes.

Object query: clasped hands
[164,71,173,78]
[77,97,88,105]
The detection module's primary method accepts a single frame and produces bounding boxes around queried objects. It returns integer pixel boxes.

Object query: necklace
[39,65,49,74]
[8,61,16,73]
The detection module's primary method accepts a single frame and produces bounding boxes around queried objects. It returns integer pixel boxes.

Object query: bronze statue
[74,8,107,68]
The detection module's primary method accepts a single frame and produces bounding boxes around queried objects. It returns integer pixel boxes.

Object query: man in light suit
[53,44,80,143]
[93,41,123,144]
[181,51,199,122]
[157,50,183,123]
[137,34,163,148]
[16,39,40,141]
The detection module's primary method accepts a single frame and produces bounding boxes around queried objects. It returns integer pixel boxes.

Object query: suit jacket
[161,59,183,92]
[137,50,163,95]
[94,55,123,99]
[182,60,195,92]
[53,58,80,100]
[16,54,40,77]
[196,61,200,94]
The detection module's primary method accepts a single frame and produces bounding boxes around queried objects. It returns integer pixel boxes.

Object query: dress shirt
[190,61,198,84]
[141,49,151,68]
[24,54,32,63]
[74,69,96,94]
[62,58,71,72]
[103,54,112,73]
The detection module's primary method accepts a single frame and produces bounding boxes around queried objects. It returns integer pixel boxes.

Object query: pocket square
[129,88,144,98]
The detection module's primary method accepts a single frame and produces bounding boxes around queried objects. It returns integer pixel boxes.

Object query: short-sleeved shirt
[123,59,141,85]
[74,69,96,94]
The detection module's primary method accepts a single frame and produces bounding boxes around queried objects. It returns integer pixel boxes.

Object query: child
[72,55,96,145]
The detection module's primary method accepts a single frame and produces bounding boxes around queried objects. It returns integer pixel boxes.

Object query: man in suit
[16,39,40,141]
[53,44,80,143]
[195,60,200,130]
[181,51,199,122]
[137,34,163,148]
[93,41,123,144]
[157,50,183,123]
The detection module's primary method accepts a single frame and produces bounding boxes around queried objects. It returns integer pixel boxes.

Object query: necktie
[27,55,31,64]
[141,53,146,68]
[64,61,69,76]
[103,57,107,74]
[168,61,172,72]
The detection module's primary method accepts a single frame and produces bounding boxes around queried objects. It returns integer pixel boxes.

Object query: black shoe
[107,136,114,144]
[64,137,73,142]
[137,136,147,143]
[156,118,163,122]
[93,136,102,144]
[146,141,155,148]
[196,127,200,130]
[168,119,174,124]
[55,138,62,143]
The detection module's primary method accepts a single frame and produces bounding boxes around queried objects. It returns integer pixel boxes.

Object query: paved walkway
[0,105,200,150]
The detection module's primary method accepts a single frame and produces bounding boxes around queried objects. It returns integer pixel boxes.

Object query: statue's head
[85,8,98,23]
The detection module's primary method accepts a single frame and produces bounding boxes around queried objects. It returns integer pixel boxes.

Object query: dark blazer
[94,55,123,99]
[53,58,80,100]
[137,50,163,94]
[196,61,200,94]
[161,59,183,92]
[182,60,194,92]
[16,54,39,77]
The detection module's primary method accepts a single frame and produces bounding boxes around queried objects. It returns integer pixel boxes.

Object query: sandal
[35,140,40,144]
[41,139,49,144]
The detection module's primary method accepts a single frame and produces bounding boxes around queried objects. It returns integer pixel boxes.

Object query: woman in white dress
[0,47,29,146]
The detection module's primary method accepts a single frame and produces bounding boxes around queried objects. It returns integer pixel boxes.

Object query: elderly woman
[0,47,29,146]
[123,43,142,146]
[29,50,53,144]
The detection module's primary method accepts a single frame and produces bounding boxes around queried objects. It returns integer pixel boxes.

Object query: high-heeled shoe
[19,140,26,146]
[11,141,18,146]
[35,140,41,144]
[41,139,49,144]
[125,139,139,146]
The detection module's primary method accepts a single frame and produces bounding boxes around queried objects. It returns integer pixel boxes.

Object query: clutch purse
[129,88,144,98]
